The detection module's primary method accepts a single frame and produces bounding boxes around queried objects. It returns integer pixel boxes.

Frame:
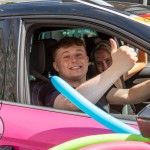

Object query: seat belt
[30,68,50,82]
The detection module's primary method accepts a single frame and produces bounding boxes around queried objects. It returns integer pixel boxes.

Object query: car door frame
[14,13,150,108]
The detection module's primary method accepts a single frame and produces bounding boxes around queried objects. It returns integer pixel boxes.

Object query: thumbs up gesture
[110,38,138,75]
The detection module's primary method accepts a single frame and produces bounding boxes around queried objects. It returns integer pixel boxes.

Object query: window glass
[39,28,98,40]
[29,24,149,115]
[0,20,5,99]
[3,19,17,102]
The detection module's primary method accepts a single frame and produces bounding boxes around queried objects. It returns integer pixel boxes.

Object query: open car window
[28,22,150,116]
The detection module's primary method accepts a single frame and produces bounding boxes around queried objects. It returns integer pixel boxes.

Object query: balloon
[50,134,150,150]
[80,141,150,150]
[50,76,140,135]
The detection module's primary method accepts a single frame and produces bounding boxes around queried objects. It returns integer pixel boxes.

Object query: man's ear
[53,62,59,72]
[87,56,89,61]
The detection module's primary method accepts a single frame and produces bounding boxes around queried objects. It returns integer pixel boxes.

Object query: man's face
[53,45,89,82]
[94,49,112,73]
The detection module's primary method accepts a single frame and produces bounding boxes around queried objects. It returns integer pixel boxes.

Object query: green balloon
[49,134,150,150]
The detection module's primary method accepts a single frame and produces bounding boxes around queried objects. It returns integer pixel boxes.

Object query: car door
[0,15,140,149]
[0,15,114,150]
[0,101,112,150]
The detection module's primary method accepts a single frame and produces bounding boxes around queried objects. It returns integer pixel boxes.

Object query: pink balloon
[79,141,150,150]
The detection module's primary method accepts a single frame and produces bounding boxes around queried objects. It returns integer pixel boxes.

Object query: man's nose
[71,55,78,62]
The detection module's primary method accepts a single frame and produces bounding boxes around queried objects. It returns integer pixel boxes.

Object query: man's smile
[70,65,82,70]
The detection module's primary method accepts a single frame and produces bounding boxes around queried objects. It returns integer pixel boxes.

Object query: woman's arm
[107,80,150,105]
[124,50,147,80]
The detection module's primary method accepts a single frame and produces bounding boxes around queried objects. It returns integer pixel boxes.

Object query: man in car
[45,37,139,112]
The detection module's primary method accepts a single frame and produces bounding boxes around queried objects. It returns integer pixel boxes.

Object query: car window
[28,26,101,105]
[38,28,98,40]
[28,22,150,115]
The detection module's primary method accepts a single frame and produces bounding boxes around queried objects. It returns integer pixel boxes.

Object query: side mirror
[137,104,150,138]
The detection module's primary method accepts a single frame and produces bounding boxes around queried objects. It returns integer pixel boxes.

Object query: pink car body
[0,102,138,149]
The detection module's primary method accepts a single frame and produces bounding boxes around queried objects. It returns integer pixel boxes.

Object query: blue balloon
[50,76,140,135]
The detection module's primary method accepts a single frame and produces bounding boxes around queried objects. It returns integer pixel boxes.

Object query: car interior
[29,26,150,116]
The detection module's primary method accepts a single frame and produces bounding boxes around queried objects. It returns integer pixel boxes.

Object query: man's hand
[110,38,138,75]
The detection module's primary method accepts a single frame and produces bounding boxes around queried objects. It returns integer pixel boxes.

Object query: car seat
[41,38,58,77]
[30,41,54,106]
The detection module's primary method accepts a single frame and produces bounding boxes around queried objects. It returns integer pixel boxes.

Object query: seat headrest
[30,41,45,74]
[42,38,57,50]
[42,38,57,75]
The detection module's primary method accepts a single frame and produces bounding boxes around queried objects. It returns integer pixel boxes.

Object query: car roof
[1,0,149,18]
[0,0,128,17]
[0,0,150,48]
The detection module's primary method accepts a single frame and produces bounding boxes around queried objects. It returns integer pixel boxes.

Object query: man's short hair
[53,37,86,60]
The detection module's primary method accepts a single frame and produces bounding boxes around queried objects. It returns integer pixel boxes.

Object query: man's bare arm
[54,39,138,110]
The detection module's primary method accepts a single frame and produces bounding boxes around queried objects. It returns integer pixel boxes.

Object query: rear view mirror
[137,104,150,138]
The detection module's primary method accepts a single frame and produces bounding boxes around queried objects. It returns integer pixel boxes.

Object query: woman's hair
[91,40,111,62]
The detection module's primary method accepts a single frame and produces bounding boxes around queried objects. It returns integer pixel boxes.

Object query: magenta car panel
[0,102,140,149]
[0,103,112,149]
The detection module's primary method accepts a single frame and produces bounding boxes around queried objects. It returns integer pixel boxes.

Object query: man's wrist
[109,64,124,78]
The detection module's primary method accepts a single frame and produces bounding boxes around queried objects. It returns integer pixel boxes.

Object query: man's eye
[63,55,70,59]
[76,53,83,57]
